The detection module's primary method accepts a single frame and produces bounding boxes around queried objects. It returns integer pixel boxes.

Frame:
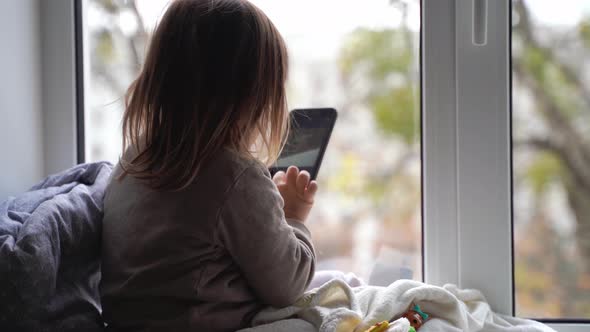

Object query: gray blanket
[0,162,112,332]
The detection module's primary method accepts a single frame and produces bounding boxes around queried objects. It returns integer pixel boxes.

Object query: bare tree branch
[127,0,149,71]
[513,0,590,108]
[513,137,561,152]
[513,0,590,184]
[514,63,590,190]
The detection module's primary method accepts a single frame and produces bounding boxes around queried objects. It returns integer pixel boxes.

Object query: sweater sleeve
[216,164,316,307]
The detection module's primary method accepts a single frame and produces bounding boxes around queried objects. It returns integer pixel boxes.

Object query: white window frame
[40,0,80,175]
[422,0,589,331]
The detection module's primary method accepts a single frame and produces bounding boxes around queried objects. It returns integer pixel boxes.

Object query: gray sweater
[100,149,316,332]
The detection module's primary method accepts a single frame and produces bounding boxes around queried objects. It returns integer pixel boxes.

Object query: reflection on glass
[84,0,421,285]
[512,0,590,319]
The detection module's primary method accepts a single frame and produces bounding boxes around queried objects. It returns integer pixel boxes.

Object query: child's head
[121,0,289,190]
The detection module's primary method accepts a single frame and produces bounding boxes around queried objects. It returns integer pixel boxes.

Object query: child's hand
[272,166,318,223]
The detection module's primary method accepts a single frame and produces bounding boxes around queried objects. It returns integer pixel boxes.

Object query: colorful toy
[365,321,390,332]
[363,304,429,332]
[400,304,429,330]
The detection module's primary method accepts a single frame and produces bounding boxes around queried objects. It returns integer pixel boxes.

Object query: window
[512,0,590,319]
[83,0,422,284]
[75,0,590,329]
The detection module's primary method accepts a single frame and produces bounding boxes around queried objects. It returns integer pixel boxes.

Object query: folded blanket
[0,162,112,332]
[239,279,556,332]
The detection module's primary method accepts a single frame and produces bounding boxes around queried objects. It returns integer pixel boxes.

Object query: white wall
[0,0,44,199]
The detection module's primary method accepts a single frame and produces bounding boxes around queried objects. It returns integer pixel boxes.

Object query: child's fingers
[296,171,310,195]
[272,171,286,185]
[304,181,318,202]
[286,166,299,186]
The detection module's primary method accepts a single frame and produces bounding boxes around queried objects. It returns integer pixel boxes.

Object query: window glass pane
[512,0,590,319]
[84,0,421,284]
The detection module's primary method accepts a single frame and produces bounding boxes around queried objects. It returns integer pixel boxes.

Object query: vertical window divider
[422,0,460,289]
[40,0,79,175]
[74,0,86,164]
[454,0,512,315]
[423,0,513,315]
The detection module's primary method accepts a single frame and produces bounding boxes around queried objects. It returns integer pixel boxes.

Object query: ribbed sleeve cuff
[286,218,312,240]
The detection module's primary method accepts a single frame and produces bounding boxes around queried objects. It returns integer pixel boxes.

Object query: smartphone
[269,108,337,180]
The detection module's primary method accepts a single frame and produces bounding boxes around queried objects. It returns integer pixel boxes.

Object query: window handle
[473,0,487,45]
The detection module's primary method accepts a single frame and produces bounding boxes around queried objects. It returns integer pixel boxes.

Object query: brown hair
[120,0,289,190]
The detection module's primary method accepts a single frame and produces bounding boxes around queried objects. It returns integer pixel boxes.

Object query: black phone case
[269,108,337,180]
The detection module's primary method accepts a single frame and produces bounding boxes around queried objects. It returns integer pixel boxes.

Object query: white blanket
[238,279,555,332]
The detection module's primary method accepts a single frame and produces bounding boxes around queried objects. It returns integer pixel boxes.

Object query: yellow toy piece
[365,321,390,332]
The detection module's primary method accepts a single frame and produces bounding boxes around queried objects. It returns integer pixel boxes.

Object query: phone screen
[275,128,327,168]
[270,108,337,179]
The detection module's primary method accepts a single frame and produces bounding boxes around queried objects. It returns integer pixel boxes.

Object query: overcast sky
[121,0,590,62]
[136,0,590,32]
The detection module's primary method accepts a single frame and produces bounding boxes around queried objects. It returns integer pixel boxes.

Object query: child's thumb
[272,171,286,185]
